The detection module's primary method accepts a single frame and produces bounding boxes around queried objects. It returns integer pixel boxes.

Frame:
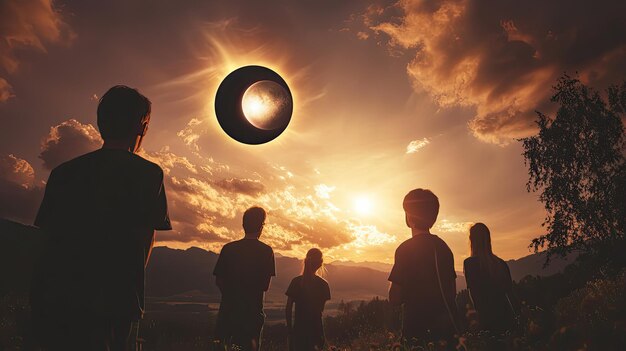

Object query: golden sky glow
[2,0,624,271]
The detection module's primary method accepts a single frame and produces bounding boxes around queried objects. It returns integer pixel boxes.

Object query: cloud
[257,188,355,250]
[434,219,474,233]
[360,0,626,144]
[169,176,242,220]
[0,154,35,187]
[39,119,102,170]
[215,178,265,196]
[406,137,430,154]
[176,118,205,153]
[0,154,43,223]
[314,184,335,199]
[0,0,75,73]
[140,147,198,175]
[28,119,390,258]
[0,78,14,102]
[345,223,397,247]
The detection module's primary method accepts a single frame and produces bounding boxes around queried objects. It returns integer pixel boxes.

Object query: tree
[521,75,626,263]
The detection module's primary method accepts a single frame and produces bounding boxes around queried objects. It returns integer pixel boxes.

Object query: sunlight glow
[242,92,272,123]
[353,195,374,216]
[241,80,290,130]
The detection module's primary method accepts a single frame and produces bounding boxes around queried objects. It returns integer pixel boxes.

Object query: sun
[353,196,373,216]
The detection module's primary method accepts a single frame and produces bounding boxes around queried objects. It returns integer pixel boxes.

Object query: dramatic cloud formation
[0,0,75,73]
[30,117,392,258]
[406,137,430,154]
[361,0,626,144]
[141,147,198,175]
[0,78,13,102]
[176,118,205,153]
[39,119,102,170]
[0,0,563,264]
[0,154,34,187]
[315,184,336,199]
[0,154,42,223]
[0,0,75,102]
[215,178,265,196]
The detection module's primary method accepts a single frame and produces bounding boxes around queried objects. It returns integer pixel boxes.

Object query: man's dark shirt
[33,148,171,319]
[388,233,457,338]
[285,275,331,338]
[213,238,275,310]
[213,238,275,341]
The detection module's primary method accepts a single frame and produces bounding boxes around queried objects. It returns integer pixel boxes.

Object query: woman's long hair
[301,248,325,291]
[303,248,326,277]
[469,223,507,284]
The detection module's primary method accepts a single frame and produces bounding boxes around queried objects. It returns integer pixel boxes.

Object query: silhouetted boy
[213,207,276,351]
[31,85,171,350]
[388,189,459,347]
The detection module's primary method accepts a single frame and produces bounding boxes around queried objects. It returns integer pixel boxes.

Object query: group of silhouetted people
[29,86,516,351]
[211,207,332,351]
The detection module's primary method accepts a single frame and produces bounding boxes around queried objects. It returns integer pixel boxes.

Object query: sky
[1,0,625,270]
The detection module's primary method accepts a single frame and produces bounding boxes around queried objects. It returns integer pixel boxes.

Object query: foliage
[3,264,625,350]
[551,269,626,350]
[521,75,626,261]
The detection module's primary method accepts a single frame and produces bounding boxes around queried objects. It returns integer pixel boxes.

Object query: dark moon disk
[215,65,293,144]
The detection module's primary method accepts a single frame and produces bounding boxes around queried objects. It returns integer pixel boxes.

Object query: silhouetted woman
[285,248,331,351]
[463,223,515,334]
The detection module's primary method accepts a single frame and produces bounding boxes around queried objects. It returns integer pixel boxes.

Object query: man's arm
[213,246,228,294]
[145,169,170,267]
[285,297,294,331]
[262,249,276,292]
[261,276,272,292]
[286,297,295,350]
[388,247,404,305]
[144,229,156,267]
[443,246,457,301]
[152,169,172,231]
[34,169,59,230]
[389,282,403,305]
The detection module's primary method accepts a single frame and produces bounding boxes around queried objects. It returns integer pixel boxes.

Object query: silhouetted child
[213,206,276,351]
[285,248,331,351]
[388,189,460,348]
[31,85,171,351]
[464,223,515,334]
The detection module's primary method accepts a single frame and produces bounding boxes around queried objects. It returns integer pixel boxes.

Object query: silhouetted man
[213,207,276,351]
[31,85,171,350]
[388,189,459,347]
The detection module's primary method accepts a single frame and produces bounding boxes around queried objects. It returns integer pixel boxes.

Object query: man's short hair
[243,207,266,235]
[403,189,439,229]
[97,85,151,140]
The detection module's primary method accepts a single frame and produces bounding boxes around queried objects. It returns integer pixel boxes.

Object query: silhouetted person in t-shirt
[213,207,276,351]
[31,85,172,351]
[388,189,459,347]
[285,248,331,351]
[464,223,515,334]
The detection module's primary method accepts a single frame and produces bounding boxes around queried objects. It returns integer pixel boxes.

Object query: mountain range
[1,218,575,303]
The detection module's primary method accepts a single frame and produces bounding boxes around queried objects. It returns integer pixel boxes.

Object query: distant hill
[146,246,391,303]
[506,251,576,281]
[331,251,575,283]
[329,260,393,272]
[0,218,575,304]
